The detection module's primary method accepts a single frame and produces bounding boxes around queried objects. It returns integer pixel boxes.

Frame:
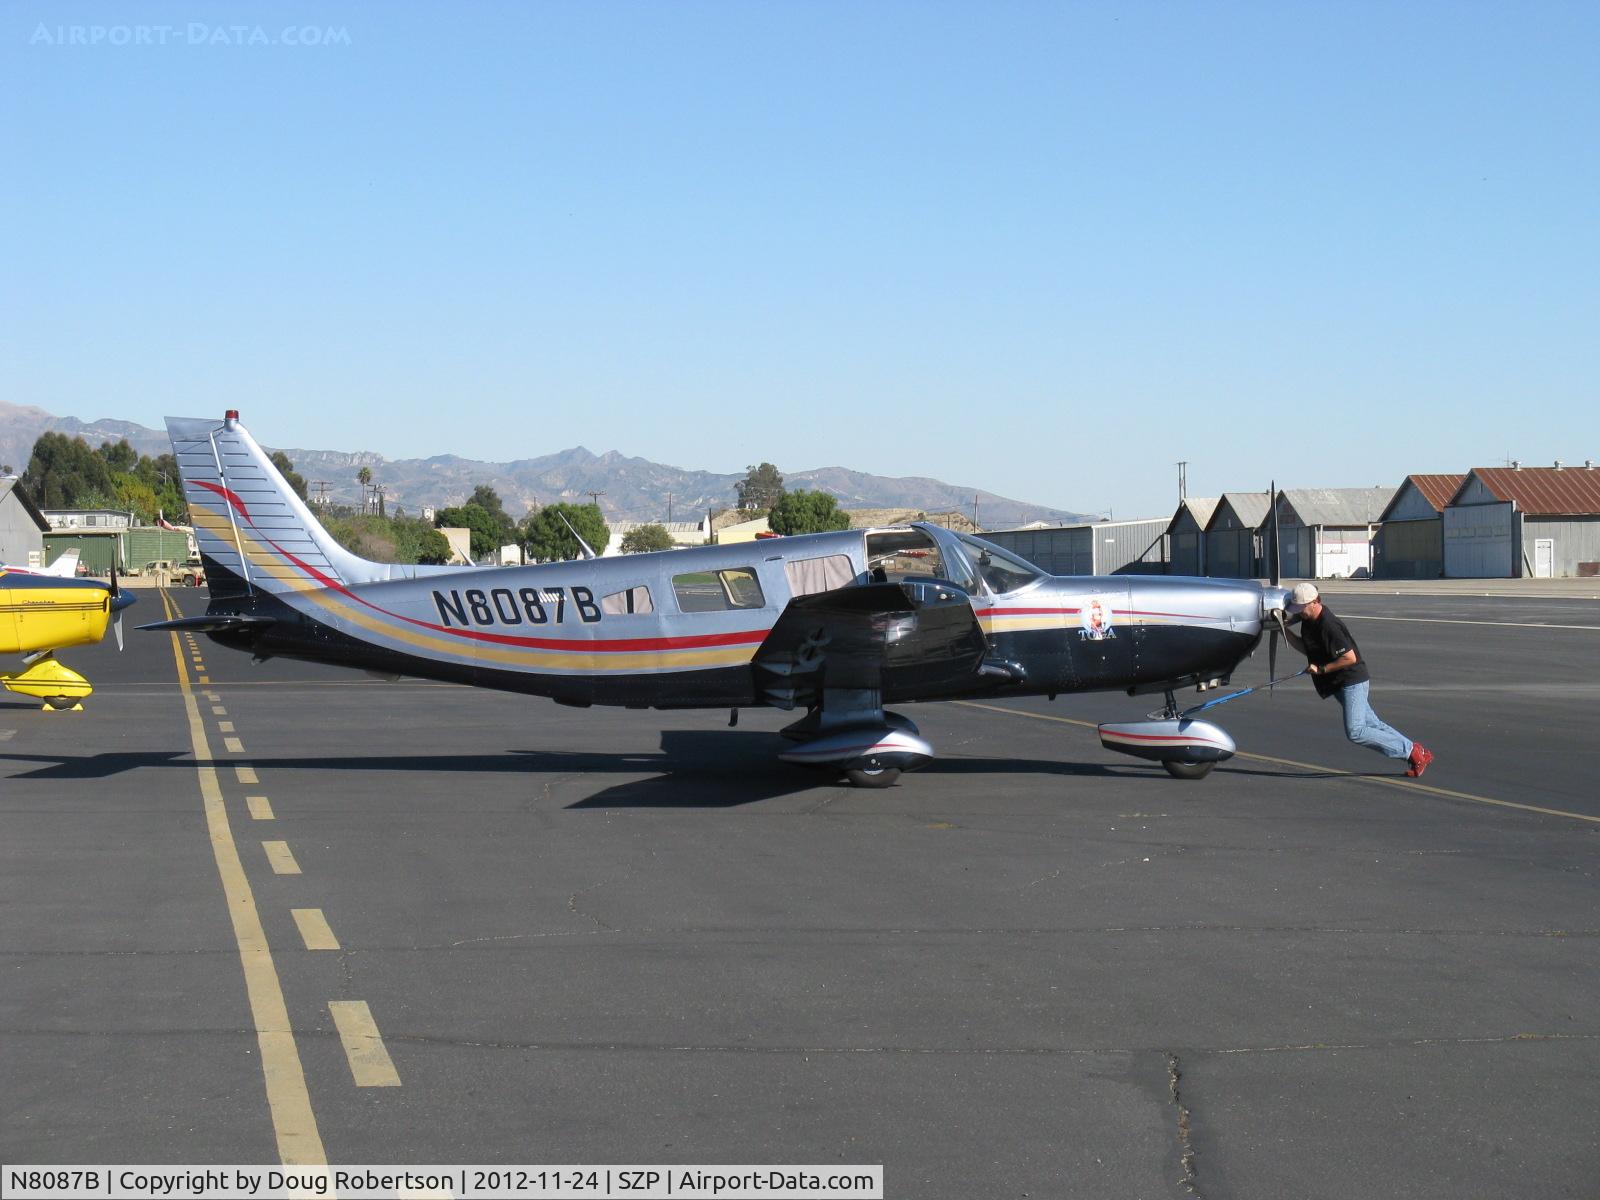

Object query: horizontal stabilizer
[137,614,277,634]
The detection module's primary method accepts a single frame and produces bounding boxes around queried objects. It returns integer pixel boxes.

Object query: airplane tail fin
[167,411,382,599]
[41,548,80,577]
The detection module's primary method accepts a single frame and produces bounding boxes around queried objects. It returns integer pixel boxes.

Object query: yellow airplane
[0,565,135,709]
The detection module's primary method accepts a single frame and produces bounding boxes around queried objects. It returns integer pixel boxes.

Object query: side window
[783,554,854,597]
[600,585,653,615]
[673,567,767,613]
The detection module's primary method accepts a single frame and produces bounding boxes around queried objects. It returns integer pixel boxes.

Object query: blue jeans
[1333,681,1413,760]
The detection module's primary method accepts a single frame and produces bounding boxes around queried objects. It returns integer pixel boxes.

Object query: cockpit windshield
[956,534,1045,595]
[864,528,978,593]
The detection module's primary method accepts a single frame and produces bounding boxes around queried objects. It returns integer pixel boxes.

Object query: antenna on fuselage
[558,512,598,560]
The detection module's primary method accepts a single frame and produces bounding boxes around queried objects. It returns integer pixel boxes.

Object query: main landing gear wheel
[844,765,901,788]
[1163,760,1215,781]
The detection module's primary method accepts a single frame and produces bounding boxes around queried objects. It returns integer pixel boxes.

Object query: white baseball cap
[1286,582,1319,613]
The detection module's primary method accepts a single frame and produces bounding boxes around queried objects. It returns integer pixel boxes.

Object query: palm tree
[357,466,372,513]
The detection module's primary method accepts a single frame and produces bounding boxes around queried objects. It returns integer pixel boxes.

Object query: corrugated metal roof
[1278,486,1395,527]
[1461,466,1600,516]
[1206,492,1271,531]
[1167,496,1218,532]
[1411,474,1467,513]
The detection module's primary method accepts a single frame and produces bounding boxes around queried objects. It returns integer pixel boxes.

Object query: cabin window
[864,529,978,592]
[784,554,854,597]
[673,567,766,613]
[600,585,654,615]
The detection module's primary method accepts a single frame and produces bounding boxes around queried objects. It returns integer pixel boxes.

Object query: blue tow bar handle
[1180,668,1310,718]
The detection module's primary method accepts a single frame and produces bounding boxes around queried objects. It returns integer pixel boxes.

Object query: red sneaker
[1406,744,1434,778]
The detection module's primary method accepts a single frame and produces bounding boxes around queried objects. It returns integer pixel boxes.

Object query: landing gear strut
[777,692,933,787]
[1154,688,1215,778]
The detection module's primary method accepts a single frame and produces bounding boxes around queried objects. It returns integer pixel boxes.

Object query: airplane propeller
[1268,479,1281,692]
[107,565,133,651]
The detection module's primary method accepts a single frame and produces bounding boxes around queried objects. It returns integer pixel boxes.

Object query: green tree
[620,523,675,553]
[410,525,453,564]
[21,433,115,509]
[768,489,852,535]
[322,513,455,564]
[112,476,162,523]
[99,439,138,473]
[132,452,188,522]
[434,502,504,561]
[467,484,517,545]
[389,515,452,564]
[735,462,785,512]
[523,503,609,562]
[269,451,309,502]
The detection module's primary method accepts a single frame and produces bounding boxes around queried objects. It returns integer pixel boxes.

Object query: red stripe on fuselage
[205,498,772,654]
[194,479,252,522]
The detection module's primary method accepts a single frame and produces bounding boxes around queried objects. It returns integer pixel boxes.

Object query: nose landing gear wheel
[844,765,901,788]
[1163,760,1215,780]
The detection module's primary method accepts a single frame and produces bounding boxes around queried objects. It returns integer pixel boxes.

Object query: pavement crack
[568,879,618,932]
[1167,1051,1202,1196]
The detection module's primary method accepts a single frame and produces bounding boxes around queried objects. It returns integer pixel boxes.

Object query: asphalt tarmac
[3,586,1598,1198]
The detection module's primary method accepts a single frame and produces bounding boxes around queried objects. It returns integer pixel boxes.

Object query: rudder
[168,411,374,598]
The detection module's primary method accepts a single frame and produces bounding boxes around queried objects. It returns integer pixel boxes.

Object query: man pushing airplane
[1277,582,1434,778]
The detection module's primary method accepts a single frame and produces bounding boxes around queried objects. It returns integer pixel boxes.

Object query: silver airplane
[141,412,1291,786]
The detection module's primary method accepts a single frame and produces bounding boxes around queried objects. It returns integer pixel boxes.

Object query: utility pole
[667,491,673,523]
[972,495,979,529]
[586,490,606,511]
[312,480,332,507]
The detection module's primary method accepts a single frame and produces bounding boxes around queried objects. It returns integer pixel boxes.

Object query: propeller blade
[1269,479,1281,587]
[1269,624,1278,695]
[114,611,125,652]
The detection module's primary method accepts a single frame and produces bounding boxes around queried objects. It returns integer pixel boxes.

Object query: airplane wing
[752,579,992,708]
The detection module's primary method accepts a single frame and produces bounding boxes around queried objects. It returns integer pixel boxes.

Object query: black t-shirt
[1298,605,1371,698]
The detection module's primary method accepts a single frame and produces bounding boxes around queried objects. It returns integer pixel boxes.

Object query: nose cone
[1259,583,1291,616]
[110,589,137,612]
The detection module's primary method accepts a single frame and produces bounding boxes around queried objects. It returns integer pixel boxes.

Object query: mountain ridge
[0,402,1095,529]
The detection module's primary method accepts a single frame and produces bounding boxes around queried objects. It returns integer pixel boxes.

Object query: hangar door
[1444,503,1514,578]
[1376,519,1442,579]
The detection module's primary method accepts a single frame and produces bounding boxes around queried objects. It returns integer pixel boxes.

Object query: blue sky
[4,1,1596,519]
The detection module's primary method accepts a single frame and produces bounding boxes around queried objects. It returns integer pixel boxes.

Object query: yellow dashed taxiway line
[158,591,327,1164]
[246,795,275,820]
[955,700,1600,828]
[328,1001,402,1087]
[263,841,302,875]
[292,908,341,951]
